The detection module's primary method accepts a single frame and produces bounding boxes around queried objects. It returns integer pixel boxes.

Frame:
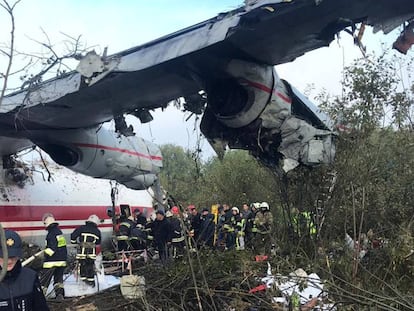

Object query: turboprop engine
[200,59,336,172]
[31,126,162,190]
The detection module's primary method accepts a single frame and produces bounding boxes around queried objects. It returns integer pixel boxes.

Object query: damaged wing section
[200,59,335,172]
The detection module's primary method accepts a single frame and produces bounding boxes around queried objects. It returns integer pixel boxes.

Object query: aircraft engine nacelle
[32,127,162,190]
[201,59,336,172]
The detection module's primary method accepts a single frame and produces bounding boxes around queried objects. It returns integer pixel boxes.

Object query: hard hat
[42,213,56,227]
[231,207,240,214]
[165,210,173,218]
[0,230,23,258]
[128,216,134,221]
[250,202,260,209]
[260,202,270,210]
[171,206,179,215]
[87,214,100,226]
[188,205,196,211]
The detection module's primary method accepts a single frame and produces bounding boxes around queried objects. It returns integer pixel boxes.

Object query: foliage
[158,52,414,309]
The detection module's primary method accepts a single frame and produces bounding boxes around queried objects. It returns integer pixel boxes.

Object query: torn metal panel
[200,59,336,172]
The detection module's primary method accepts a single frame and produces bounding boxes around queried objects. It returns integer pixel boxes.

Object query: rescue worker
[70,214,102,287]
[231,207,244,250]
[116,215,135,252]
[252,202,273,253]
[188,205,202,248]
[0,230,50,310]
[222,207,239,250]
[215,206,226,250]
[242,203,255,249]
[235,206,247,250]
[130,224,148,251]
[152,210,171,264]
[168,206,185,258]
[291,208,316,239]
[41,213,68,301]
[199,208,215,248]
[133,208,147,226]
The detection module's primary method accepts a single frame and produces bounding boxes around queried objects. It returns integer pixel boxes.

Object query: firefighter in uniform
[116,216,135,251]
[133,208,147,226]
[0,230,50,310]
[252,202,273,254]
[291,208,317,239]
[70,214,102,287]
[169,206,185,258]
[41,213,68,301]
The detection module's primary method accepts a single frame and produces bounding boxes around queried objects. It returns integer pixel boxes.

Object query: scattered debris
[251,263,336,310]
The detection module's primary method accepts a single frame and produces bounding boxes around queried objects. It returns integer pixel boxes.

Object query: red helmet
[171,206,179,215]
[187,205,196,211]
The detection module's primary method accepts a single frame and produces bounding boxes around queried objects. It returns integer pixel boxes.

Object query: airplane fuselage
[0,159,153,247]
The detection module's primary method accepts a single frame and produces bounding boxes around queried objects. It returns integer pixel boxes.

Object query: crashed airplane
[1,0,414,187]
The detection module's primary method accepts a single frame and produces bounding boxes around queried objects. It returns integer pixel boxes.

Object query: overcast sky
[0,0,410,159]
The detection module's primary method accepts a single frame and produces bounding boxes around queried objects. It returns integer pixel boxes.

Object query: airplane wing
[1,0,414,184]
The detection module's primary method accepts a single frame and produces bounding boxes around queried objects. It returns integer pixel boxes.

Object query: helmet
[128,216,134,221]
[87,214,100,225]
[42,213,56,227]
[171,206,179,215]
[260,202,270,210]
[250,202,260,210]
[188,205,196,211]
[165,210,173,218]
[231,207,240,214]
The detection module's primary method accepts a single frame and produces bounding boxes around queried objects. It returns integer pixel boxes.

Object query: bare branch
[0,0,19,108]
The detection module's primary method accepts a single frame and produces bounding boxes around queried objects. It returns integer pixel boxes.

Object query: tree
[158,144,202,206]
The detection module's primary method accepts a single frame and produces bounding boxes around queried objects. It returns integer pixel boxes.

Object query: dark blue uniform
[0,261,49,311]
[71,221,101,286]
[42,223,67,298]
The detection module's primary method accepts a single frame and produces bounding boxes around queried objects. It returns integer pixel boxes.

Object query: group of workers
[115,202,276,265]
[0,212,102,309]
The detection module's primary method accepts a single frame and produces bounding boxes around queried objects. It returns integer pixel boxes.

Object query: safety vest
[292,211,316,236]
[43,223,67,268]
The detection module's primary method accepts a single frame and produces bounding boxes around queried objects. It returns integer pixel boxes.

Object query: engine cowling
[201,59,336,172]
[32,126,162,190]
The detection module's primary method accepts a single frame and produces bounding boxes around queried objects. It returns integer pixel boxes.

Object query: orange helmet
[171,206,179,215]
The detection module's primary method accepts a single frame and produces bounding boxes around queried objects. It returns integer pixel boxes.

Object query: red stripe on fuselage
[0,205,151,222]
[242,79,292,104]
[73,143,163,161]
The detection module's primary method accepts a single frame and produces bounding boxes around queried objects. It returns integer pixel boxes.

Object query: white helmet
[165,210,173,218]
[42,213,56,227]
[87,214,100,225]
[260,202,270,210]
[250,202,260,209]
[231,207,240,214]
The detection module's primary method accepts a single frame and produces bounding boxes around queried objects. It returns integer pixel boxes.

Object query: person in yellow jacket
[41,213,68,301]
[291,208,317,239]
